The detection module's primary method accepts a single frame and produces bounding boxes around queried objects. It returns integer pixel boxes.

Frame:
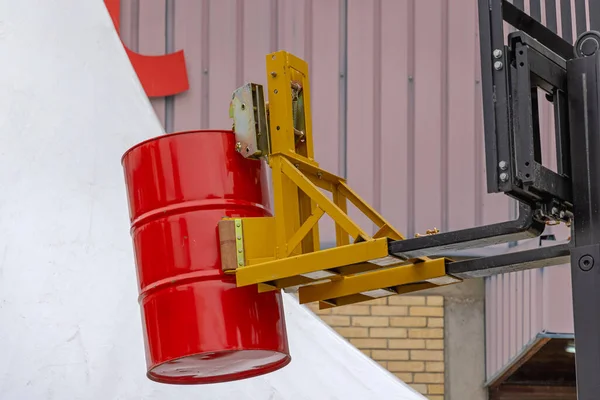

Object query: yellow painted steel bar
[297,258,448,304]
[279,157,369,241]
[317,282,441,309]
[338,181,405,240]
[266,51,315,160]
[286,206,325,257]
[283,152,338,182]
[235,237,390,287]
[332,186,350,246]
[270,156,293,258]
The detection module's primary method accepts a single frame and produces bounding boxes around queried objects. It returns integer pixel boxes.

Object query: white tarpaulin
[0,1,425,399]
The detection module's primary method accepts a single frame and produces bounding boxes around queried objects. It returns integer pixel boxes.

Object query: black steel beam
[388,203,544,259]
[479,0,511,194]
[566,47,600,400]
[446,243,570,279]
[502,0,573,60]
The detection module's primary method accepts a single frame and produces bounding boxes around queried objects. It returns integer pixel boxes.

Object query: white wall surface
[0,1,424,399]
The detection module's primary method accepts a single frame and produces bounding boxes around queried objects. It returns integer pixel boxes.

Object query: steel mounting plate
[230,83,270,159]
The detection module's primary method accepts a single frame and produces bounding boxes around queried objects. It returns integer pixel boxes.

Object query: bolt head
[271,71,277,77]
[499,172,509,182]
[494,61,503,70]
[579,255,594,271]
[579,36,600,57]
[493,49,503,59]
[551,207,559,216]
[498,160,508,170]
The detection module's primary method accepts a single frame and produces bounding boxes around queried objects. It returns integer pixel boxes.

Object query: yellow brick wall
[307,295,444,400]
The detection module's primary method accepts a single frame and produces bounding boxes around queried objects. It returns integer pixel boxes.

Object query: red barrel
[121,130,291,384]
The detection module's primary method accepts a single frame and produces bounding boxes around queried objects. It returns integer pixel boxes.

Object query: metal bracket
[230,83,270,159]
[234,218,245,267]
[389,203,545,259]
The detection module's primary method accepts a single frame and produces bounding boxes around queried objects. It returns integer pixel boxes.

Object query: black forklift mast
[386,1,600,398]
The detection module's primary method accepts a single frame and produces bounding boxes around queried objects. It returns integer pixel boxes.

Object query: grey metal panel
[560,0,573,42]
[530,0,542,21]
[590,0,600,31]
[546,0,558,33]
[575,0,587,36]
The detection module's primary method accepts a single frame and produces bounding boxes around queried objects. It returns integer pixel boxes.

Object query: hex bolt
[551,207,559,216]
[494,61,503,70]
[579,255,594,271]
[493,49,503,59]
[271,71,277,77]
[498,160,508,170]
[499,172,509,182]
[560,210,566,219]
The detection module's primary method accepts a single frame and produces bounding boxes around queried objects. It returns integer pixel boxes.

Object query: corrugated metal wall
[117,0,582,382]
[118,0,509,238]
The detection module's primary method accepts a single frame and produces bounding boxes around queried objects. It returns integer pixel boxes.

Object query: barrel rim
[129,198,271,230]
[146,350,292,385]
[121,129,235,165]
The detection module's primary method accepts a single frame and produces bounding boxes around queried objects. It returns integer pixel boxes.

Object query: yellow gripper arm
[219,51,461,309]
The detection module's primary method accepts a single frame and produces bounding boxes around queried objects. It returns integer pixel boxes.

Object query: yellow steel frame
[221,50,461,308]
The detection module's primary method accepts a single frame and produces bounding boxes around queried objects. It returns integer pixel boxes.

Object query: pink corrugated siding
[380,0,410,234]
[172,0,205,132]
[139,0,167,123]
[120,0,577,381]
